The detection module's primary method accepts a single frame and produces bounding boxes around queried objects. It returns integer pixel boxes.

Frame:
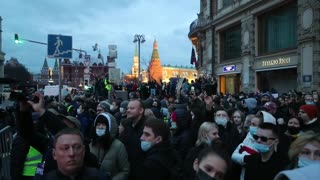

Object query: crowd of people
[1,77,320,180]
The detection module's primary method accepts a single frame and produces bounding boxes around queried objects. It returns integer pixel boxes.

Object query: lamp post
[133,34,145,82]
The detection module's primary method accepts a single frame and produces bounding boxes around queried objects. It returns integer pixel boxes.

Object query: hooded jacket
[89,113,130,180]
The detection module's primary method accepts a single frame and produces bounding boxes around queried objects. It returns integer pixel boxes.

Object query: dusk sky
[1,0,199,74]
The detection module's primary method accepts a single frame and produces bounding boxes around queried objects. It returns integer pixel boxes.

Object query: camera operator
[10,92,99,179]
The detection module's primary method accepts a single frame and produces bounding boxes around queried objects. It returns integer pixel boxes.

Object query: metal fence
[0,126,13,180]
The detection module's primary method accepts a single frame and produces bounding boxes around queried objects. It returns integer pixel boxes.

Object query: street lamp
[133,34,145,81]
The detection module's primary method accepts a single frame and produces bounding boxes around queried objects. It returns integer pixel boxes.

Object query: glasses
[252,134,276,142]
[233,116,241,118]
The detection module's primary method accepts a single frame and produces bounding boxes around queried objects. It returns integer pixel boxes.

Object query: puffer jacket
[90,113,130,180]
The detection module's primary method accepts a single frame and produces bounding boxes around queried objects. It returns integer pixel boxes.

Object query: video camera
[0,77,38,102]
[9,84,38,102]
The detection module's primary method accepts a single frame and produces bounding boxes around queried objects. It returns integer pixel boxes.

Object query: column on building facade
[297,0,320,91]
[241,15,255,93]
[0,16,5,92]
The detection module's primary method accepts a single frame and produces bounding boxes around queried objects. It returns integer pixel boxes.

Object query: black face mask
[287,126,300,135]
[196,169,216,180]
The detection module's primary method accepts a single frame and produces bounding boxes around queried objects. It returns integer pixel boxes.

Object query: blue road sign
[47,34,72,59]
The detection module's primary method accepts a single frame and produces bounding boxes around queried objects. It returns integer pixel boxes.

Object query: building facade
[189,0,320,94]
[40,57,108,88]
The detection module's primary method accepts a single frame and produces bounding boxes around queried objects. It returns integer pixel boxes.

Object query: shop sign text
[262,57,290,67]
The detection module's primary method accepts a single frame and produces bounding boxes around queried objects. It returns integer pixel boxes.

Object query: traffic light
[14,34,22,44]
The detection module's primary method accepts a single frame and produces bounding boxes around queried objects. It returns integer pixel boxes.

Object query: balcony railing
[189,16,212,36]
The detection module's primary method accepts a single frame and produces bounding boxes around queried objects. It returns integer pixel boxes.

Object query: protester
[89,113,129,180]
[134,119,182,180]
[118,118,131,139]
[284,116,303,142]
[215,109,241,155]
[44,128,109,179]
[120,99,146,179]
[193,146,230,180]
[184,122,220,180]
[298,105,320,133]
[171,107,194,160]
[287,131,320,169]
[232,110,246,139]
[244,123,287,179]
[231,115,263,180]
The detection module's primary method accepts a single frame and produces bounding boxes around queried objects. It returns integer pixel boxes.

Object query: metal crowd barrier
[0,126,13,180]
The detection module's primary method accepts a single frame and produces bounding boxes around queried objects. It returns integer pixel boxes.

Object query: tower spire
[151,39,160,60]
[42,57,49,69]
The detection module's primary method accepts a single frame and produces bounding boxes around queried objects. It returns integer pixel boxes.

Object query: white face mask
[120,107,124,113]
[110,105,114,110]
[77,109,81,114]
[96,129,106,136]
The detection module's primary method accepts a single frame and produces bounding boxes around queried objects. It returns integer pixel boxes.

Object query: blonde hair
[196,122,218,146]
[288,131,320,161]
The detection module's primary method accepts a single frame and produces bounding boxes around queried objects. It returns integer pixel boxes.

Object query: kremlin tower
[148,39,163,84]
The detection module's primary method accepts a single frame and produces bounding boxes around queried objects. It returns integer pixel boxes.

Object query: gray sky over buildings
[1,0,199,73]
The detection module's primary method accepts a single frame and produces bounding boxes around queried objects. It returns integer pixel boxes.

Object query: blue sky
[1,0,199,74]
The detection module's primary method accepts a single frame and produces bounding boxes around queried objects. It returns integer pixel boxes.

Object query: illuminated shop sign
[262,57,290,66]
[223,65,236,72]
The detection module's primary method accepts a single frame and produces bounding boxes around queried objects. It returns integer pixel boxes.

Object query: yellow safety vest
[22,146,43,176]
[104,79,112,91]
[67,105,73,113]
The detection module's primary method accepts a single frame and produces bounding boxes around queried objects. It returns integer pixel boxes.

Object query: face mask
[253,142,270,153]
[120,107,124,113]
[141,141,152,152]
[77,109,81,114]
[215,117,228,127]
[298,157,320,168]
[287,126,300,135]
[96,129,106,137]
[110,105,114,110]
[249,126,258,136]
[305,101,314,105]
[196,168,216,180]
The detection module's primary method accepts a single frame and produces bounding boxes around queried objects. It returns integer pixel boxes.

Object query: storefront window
[221,25,241,60]
[259,3,297,54]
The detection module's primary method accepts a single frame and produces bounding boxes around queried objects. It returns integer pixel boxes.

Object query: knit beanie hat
[99,101,110,112]
[300,105,318,119]
[120,100,129,109]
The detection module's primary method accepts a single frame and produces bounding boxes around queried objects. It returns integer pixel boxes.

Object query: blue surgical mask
[215,117,228,127]
[253,142,270,153]
[141,141,152,151]
[96,129,106,137]
[298,157,320,168]
[305,101,314,105]
[249,126,258,136]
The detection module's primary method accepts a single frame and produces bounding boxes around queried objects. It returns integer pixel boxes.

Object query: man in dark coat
[135,119,182,180]
[120,99,146,179]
